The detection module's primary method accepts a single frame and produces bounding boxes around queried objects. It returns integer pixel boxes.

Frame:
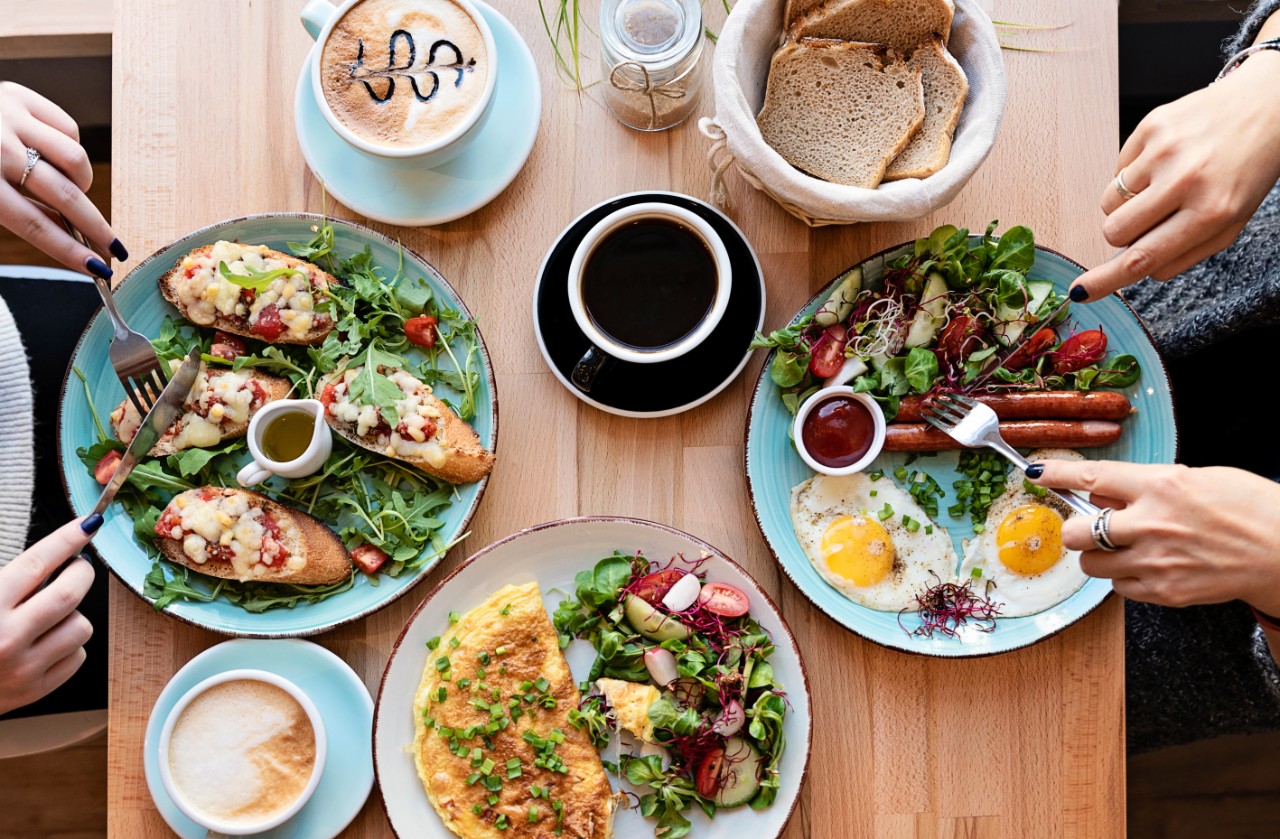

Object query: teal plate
[58,213,496,637]
[745,240,1177,657]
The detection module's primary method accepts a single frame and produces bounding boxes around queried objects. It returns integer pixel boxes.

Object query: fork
[922,392,1100,518]
[60,215,169,415]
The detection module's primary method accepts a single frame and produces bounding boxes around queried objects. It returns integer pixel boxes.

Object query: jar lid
[601,0,703,73]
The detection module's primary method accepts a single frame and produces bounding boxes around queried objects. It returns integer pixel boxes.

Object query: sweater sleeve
[1223,0,1280,61]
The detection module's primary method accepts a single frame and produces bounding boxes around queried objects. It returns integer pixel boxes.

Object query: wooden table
[107,0,1123,835]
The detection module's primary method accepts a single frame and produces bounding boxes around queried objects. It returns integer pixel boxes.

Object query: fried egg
[790,472,956,611]
[958,448,1088,617]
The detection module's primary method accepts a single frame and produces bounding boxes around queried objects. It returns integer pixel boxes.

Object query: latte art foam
[320,0,489,149]
[167,680,317,827]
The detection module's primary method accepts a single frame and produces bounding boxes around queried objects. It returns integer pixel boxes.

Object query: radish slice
[643,648,679,686]
[661,573,701,612]
[712,699,745,736]
[823,356,868,388]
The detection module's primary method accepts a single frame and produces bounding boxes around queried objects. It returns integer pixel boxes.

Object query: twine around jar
[607,60,694,131]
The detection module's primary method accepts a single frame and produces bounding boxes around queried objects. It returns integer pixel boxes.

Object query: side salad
[751,221,1142,419]
[74,219,487,613]
[554,554,787,839]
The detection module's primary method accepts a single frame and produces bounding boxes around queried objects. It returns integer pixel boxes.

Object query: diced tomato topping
[93,450,123,484]
[155,508,181,538]
[207,544,235,564]
[320,382,337,412]
[251,305,287,341]
[404,315,438,349]
[350,544,389,575]
[184,267,196,279]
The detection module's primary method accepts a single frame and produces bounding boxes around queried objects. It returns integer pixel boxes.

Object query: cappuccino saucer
[534,191,766,417]
[143,639,373,839]
[293,0,540,227]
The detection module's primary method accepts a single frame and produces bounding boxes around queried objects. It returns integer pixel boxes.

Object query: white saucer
[293,1,541,226]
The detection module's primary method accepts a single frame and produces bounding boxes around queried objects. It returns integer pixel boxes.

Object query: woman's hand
[1027,460,1280,616]
[0,82,125,278]
[0,517,101,716]
[1070,48,1280,300]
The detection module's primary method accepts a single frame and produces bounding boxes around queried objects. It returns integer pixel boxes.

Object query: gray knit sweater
[1123,0,1280,753]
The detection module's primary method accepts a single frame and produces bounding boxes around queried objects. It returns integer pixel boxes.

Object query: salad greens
[74,220,484,613]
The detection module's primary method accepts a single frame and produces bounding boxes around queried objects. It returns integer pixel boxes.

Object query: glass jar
[599,0,707,132]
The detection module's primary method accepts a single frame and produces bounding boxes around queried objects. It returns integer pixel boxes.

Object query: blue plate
[143,639,373,839]
[294,0,541,227]
[58,214,496,637]
[745,241,1177,657]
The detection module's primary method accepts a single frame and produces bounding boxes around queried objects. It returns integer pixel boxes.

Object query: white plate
[374,517,812,838]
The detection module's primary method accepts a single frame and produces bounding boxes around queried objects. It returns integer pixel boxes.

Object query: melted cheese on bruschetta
[156,489,304,579]
[322,367,447,468]
[172,241,328,341]
[111,363,269,451]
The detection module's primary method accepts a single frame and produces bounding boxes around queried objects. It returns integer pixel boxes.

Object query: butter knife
[968,296,1072,389]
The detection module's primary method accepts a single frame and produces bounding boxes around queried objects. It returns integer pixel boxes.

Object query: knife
[967,295,1073,389]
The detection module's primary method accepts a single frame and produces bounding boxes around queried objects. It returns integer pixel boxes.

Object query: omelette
[413,583,616,839]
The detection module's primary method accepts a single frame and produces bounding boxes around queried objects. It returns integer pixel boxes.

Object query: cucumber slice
[995,280,1057,346]
[814,267,863,327]
[904,272,950,348]
[712,737,765,808]
[624,595,691,642]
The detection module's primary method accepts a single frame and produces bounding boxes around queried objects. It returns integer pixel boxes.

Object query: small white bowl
[791,386,885,476]
[158,669,327,835]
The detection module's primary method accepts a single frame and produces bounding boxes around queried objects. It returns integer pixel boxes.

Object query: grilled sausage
[883,420,1124,451]
[894,391,1132,423]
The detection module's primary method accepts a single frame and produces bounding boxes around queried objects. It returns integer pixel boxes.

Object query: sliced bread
[783,0,826,28]
[885,37,968,180]
[756,39,925,188]
[790,0,955,51]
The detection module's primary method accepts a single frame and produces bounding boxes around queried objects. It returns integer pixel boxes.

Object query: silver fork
[61,216,169,415]
[922,392,1100,518]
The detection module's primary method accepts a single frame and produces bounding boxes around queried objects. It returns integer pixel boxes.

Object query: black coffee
[582,218,717,351]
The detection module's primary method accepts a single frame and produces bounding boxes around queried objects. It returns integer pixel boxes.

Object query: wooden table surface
[107,0,1122,835]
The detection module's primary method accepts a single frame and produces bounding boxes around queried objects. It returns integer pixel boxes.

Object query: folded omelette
[413,582,616,839]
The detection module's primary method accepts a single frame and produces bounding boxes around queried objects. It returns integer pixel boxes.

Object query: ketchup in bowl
[800,396,876,469]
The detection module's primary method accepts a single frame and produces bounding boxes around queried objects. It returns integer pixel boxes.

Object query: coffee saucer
[143,639,373,839]
[293,1,540,227]
[534,191,765,417]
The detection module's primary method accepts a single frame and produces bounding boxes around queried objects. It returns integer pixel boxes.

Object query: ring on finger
[1113,168,1139,202]
[19,147,41,189]
[1090,507,1120,552]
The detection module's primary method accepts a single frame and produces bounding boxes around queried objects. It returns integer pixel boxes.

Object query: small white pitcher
[236,399,333,487]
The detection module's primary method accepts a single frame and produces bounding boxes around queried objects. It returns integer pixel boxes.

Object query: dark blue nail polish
[85,257,112,280]
[1069,285,1089,302]
[109,239,128,261]
[80,513,104,534]
[1025,463,1044,479]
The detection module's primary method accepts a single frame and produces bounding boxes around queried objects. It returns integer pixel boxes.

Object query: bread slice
[154,487,352,585]
[756,40,925,188]
[790,0,955,51]
[885,38,968,181]
[159,243,337,346]
[783,0,826,28]
[109,365,291,457]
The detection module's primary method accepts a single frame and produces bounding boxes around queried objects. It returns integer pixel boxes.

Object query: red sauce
[801,396,874,468]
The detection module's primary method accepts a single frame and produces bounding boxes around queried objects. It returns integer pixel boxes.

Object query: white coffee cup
[301,0,499,168]
[236,399,333,487]
[158,669,327,835]
[567,202,732,392]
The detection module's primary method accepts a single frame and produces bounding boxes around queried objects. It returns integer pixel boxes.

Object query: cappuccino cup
[158,670,327,835]
[301,0,499,168]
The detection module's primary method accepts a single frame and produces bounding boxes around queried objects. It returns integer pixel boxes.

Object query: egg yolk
[996,504,1065,575]
[820,515,897,586]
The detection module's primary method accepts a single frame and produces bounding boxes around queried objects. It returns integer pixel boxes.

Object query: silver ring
[1090,507,1120,552]
[19,146,40,189]
[1114,168,1138,201]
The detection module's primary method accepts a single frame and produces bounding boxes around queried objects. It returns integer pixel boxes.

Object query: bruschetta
[110,362,291,456]
[318,365,495,484]
[159,241,336,345]
[153,487,352,585]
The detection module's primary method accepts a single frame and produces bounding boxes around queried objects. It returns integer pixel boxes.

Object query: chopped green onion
[878,503,894,521]
[426,636,441,649]
[449,636,461,648]
[903,515,920,532]
[449,611,461,623]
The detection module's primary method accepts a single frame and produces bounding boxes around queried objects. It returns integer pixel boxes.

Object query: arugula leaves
[217,261,304,293]
[347,344,407,426]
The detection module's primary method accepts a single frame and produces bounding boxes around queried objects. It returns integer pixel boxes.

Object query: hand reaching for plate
[0,82,126,279]
[1069,23,1280,301]
[0,516,102,715]
[1026,460,1280,620]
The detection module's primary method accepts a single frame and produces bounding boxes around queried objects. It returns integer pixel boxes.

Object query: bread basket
[699,0,1007,227]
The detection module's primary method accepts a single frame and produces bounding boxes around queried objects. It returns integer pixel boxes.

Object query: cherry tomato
[695,747,726,798]
[697,582,750,617]
[1051,329,1107,374]
[351,544,389,575]
[1003,327,1056,371]
[209,331,247,361]
[808,325,848,379]
[936,314,987,366]
[405,315,439,349]
[251,305,287,341]
[93,449,123,485]
[631,569,685,606]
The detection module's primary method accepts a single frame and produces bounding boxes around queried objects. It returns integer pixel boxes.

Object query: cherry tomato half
[1051,329,1107,374]
[936,314,988,367]
[1003,327,1056,371]
[350,544,389,575]
[808,325,848,379]
[94,450,123,485]
[405,315,439,349]
[251,305,287,341]
[696,747,726,798]
[631,569,684,606]
[210,330,247,361]
[697,582,750,617]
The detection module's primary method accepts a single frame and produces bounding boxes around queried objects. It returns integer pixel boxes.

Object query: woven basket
[700,0,1007,227]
